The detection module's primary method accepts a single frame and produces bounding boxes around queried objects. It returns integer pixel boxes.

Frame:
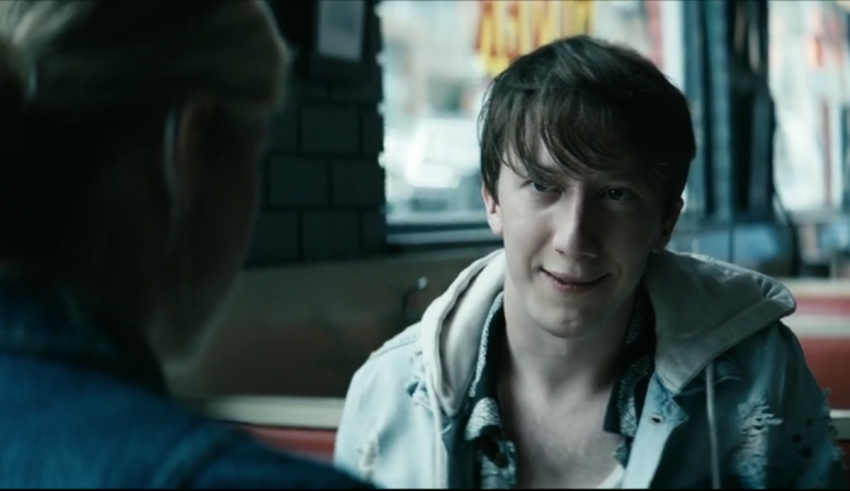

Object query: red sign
[475,0,594,78]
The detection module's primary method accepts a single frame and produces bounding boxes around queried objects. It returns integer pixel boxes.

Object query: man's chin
[538,322,596,340]
[534,309,604,339]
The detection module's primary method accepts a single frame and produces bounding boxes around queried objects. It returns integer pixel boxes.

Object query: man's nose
[550,193,600,259]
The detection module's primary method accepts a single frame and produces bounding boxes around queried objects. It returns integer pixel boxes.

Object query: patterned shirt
[462,286,657,489]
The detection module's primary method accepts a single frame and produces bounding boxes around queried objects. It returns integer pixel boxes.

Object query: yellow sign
[475,0,595,78]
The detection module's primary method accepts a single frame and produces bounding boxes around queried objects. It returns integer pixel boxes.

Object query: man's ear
[482,180,503,237]
[651,197,683,253]
[157,93,216,252]
[166,93,216,217]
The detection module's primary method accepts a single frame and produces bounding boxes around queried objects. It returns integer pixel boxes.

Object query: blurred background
[175,2,850,441]
[379,0,850,276]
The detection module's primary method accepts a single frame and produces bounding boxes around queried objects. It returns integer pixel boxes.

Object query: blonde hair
[0,1,291,259]
[0,0,291,109]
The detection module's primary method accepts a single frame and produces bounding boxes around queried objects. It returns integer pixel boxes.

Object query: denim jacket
[334,249,849,489]
[0,277,371,488]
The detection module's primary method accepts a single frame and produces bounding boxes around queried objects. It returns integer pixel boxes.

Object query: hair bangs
[497,87,651,187]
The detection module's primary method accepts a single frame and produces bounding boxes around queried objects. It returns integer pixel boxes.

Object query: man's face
[483,145,681,339]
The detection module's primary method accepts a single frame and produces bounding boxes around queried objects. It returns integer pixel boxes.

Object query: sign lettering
[476,0,595,78]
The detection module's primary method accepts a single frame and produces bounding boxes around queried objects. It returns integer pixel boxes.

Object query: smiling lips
[542,268,608,292]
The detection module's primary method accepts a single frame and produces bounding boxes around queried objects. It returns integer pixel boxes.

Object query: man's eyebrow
[600,171,642,181]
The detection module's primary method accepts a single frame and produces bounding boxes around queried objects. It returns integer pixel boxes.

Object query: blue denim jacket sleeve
[187,437,375,489]
[770,326,848,489]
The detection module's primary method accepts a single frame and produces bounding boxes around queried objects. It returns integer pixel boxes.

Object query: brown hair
[478,35,695,215]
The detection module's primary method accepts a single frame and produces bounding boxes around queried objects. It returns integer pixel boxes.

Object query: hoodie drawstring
[706,359,721,489]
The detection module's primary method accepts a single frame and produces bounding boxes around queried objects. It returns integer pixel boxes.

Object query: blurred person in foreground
[0,1,370,488]
[334,35,848,489]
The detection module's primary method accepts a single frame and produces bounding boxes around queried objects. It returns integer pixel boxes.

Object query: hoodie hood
[416,248,797,419]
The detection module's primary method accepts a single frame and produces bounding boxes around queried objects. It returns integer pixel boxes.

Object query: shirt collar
[466,284,656,440]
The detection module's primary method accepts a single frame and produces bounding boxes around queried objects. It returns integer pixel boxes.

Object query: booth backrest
[241,425,336,461]
[798,337,850,409]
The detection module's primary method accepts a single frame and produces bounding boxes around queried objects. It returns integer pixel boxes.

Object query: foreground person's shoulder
[184,432,375,489]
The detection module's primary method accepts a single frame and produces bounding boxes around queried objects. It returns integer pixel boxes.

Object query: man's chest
[503,394,622,488]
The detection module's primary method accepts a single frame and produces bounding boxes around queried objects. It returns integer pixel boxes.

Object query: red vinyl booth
[241,425,336,461]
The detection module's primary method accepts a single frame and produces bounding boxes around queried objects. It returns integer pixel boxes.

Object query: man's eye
[531,181,558,193]
[605,188,635,201]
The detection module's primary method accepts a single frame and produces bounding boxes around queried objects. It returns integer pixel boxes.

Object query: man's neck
[500,282,636,400]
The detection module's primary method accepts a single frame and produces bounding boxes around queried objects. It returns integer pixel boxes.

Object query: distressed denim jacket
[335,249,850,489]
[0,277,371,488]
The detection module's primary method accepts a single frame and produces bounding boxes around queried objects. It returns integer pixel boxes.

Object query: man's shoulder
[0,355,372,488]
[88,395,373,488]
[339,322,426,442]
[729,321,803,359]
[187,432,372,489]
[372,321,423,356]
[721,321,810,386]
[351,322,423,388]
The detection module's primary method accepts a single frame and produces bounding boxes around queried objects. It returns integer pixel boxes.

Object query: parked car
[383,116,483,222]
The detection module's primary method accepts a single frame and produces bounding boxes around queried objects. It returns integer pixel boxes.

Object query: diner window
[378,0,687,245]
[769,0,850,215]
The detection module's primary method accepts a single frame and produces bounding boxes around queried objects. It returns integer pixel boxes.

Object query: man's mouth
[542,269,607,290]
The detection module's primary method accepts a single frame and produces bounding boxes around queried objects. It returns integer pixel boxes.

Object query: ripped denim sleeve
[731,400,783,487]
[762,362,849,489]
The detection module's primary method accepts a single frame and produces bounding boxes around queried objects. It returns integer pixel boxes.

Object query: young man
[334,36,848,489]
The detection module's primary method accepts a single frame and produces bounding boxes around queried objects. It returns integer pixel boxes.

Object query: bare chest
[503,395,622,489]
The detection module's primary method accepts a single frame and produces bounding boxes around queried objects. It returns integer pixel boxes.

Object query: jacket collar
[0,276,168,395]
